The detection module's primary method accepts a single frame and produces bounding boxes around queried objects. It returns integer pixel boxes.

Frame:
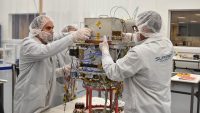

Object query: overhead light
[190,20,197,23]
[195,14,200,16]
[178,16,186,19]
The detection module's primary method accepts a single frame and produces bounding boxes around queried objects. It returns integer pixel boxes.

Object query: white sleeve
[53,33,70,41]
[59,50,71,65]
[21,34,74,61]
[53,34,64,40]
[102,49,143,81]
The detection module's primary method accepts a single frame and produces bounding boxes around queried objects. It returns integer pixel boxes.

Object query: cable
[110,6,131,19]
[113,6,131,19]
[110,6,120,17]
[117,49,122,59]
[132,6,139,20]
[111,6,132,34]
[120,19,128,33]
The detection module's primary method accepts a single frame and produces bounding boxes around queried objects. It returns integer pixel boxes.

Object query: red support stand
[84,86,119,113]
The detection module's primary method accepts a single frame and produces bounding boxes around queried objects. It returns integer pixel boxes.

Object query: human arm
[21,34,74,60]
[22,28,91,60]
[102,50,143,81]
[99,37,142,81]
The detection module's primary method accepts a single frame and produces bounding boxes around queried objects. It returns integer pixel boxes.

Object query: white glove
[122,33,133,42]
[62,65,71,74]
[71,28,91,42]
[62,25,78,33]
[99,36,110,55]
[61,26,69,33]
[56,65,71,76]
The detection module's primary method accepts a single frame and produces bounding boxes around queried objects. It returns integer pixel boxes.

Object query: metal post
[197,83,200,113]
[86,88,88,109]
[173,60,176,72]
[89,87,92,113]
[115,93,118,113]
[39,0,43,15]
[110,90,113,109]
[190,85,195,113]
[0,83,4,113]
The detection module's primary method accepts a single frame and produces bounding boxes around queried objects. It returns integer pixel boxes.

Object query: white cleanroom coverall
[102,34,173,113]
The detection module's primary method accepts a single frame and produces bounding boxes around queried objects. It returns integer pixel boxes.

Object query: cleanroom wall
[0,0,200,47]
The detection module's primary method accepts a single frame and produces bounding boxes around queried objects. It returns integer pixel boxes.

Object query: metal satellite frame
[65,6,139,113]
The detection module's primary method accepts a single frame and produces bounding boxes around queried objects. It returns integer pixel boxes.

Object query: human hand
[122,32,133,42]
[61,26,69,33]
[99,36,109,55]
[55,65,71,76]
[62,65,71,75]
[72,28,91,42]
[62,25,78,33]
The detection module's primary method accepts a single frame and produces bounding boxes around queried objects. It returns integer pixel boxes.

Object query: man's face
[42,21,54,35]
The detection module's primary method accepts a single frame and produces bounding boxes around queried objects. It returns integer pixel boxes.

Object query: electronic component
[85,17,123,42]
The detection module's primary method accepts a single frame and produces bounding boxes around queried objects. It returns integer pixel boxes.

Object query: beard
[39,31,53,43]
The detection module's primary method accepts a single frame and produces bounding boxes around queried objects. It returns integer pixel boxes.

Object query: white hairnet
[62,24,78,33]
[136,11,162,36]
[29,15,53,37]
